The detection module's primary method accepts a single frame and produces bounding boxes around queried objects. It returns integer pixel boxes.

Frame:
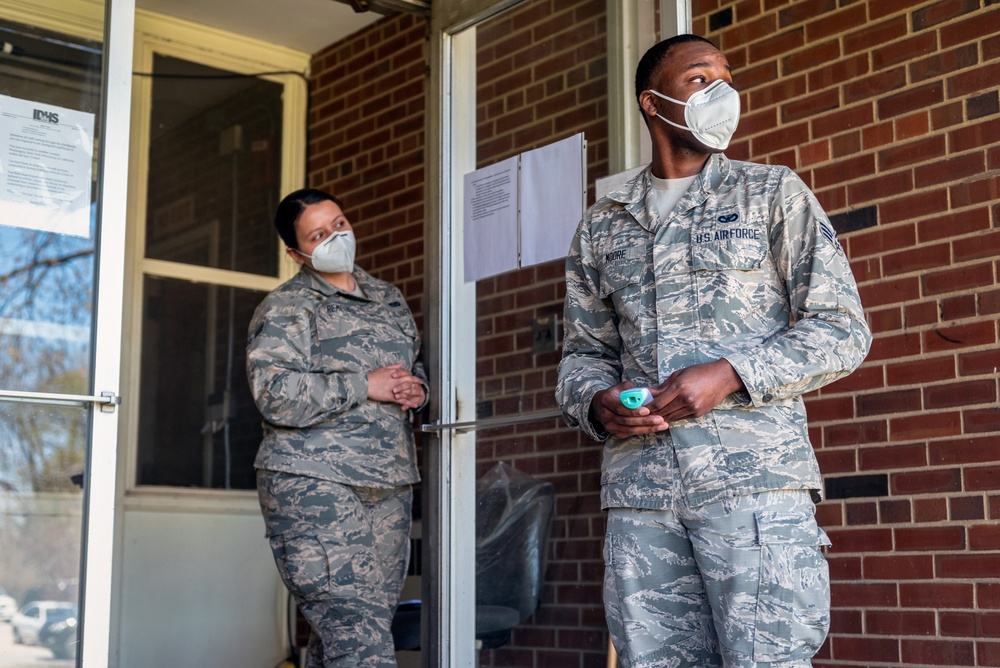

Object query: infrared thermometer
[619,387,653,410]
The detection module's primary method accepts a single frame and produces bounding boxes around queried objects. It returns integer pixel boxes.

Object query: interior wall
[691,0,1000,664]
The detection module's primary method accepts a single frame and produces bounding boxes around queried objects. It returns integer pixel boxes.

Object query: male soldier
[556,35,871,667]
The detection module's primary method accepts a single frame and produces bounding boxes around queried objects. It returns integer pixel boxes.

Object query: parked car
[10,600,75,645]
[0,586,16,622]
[39,606,78,660]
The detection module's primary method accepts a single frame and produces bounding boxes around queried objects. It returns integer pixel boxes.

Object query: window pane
[136,276,266,489]
[144,54,283,276]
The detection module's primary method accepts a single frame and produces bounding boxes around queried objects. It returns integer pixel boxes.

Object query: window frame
[121,11,308,500]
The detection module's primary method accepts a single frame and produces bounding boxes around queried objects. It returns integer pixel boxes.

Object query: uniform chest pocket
[598,259,645,299]
[691,220,768,272]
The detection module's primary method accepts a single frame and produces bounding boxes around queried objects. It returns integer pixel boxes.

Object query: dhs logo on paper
[33,109,59,124]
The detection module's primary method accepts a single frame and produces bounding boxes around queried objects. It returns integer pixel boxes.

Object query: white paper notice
[520,133,585,267]
[463,155,519,282]
[0,95,95,238]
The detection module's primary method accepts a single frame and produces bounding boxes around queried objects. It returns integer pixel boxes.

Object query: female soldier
[247,188,427,667]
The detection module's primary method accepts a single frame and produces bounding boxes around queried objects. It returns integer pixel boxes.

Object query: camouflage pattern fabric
[556,155,871,510]
[258,471,412,667]
[247,265,427,487]
[605,489,830,668]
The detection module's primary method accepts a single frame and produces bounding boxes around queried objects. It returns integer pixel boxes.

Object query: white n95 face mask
[297,231,356,274]
[647,79,741,150]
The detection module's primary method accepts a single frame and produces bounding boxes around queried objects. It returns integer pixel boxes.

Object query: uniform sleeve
[725,170,872,405]
[555,217,622,441]
[246,296,368,428]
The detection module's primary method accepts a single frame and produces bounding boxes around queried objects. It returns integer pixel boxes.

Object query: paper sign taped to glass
[0,94,95,238]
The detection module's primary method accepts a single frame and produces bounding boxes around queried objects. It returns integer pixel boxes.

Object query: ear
[286,247,306,265]
[638,90,659,120]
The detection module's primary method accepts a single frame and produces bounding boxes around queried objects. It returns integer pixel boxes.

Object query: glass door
[0,0,132,665]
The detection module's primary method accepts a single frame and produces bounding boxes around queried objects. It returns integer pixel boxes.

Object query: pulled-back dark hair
[273,188,344,249]
[634,34,717,108]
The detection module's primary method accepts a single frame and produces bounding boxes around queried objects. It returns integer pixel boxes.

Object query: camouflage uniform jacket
[247,265,426,487]
[556,154,871,510]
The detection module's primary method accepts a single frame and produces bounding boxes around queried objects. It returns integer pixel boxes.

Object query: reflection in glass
[145,55,283,277]
[136,276,266,489]
[0,403,84,665]
[468,1,609,664]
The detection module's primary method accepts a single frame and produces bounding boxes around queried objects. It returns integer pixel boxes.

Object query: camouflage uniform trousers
[605,483,831,668]
[258,471,412,668]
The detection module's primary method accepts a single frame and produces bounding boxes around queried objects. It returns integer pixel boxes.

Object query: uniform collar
[299,264,383,301]
[607,153,733,231]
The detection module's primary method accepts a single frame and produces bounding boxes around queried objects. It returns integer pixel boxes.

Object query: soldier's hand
[649,359,744,422]
[590,383,669,439]
[368,363,424,408]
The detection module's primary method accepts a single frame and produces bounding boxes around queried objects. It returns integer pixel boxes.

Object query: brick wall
[692,0,1000,665]
[308,13,427,328]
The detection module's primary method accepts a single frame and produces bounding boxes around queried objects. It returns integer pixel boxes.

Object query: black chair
[391,462,555,652]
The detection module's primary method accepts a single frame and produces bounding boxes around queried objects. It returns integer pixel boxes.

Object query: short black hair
[635,34,717,106]
[273,188,343,250]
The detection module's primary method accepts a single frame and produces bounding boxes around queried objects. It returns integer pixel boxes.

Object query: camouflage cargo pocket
[751,511,832,663]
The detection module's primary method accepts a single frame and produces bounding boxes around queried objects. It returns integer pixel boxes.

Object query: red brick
[865,331,922,361]
[861,121,895,149]
[969,524,1000,550]
[954,117,1000,153]
[951,174,1000,209]
[890,411,962,441]
[915,497,948,522]
[900,582,975,608]
[983,289,1000,315]
[783,88,840,122]
[941,6,1000,48]
[880,189,949,224]
[910,43,980,84]
[860,443,927,469]
[959,349,1000,376]
[968,466,1000,493]
[805,4,867,41]
[892,470,964,496]
[824,421,889,447]
[816,448,858,473]
[925,380,997,409]
[949,62,1000,99]
[904,301,938,327]
[811,104,874,138]
[782,38,840,76]
[918,208,992,242]
[808,53,870,92]
[847,171,912,205]
[750,122,810,155]
[966,408,1000,434]
[845,501,877,525]
[912,0,983,30]
[887,357,956,386]
[938,554,1000,578]
[822,365,885,394]
[812,154,875,188]
[750,74,808,110]
[883,242,950,276]
[868,306,903,334]
[941,294,977,321]
[922,264,996,298]
[746,32,800,66]
[896,525,967,551]
[981,584,1000,609]
[866,610,937,636]
[901,638,976,666]
[931,101,966,130]
[894,111,930,140]
[873,32,937,71]
[717,14,778,51]
[844,68,907,105]
[829,636,900,663]
[930,436,1000,466]
[880,499,913,524]
[879,135,946,170]
[826,528,894,553]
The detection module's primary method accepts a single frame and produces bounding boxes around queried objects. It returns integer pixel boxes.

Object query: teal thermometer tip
[620,387,653,410]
